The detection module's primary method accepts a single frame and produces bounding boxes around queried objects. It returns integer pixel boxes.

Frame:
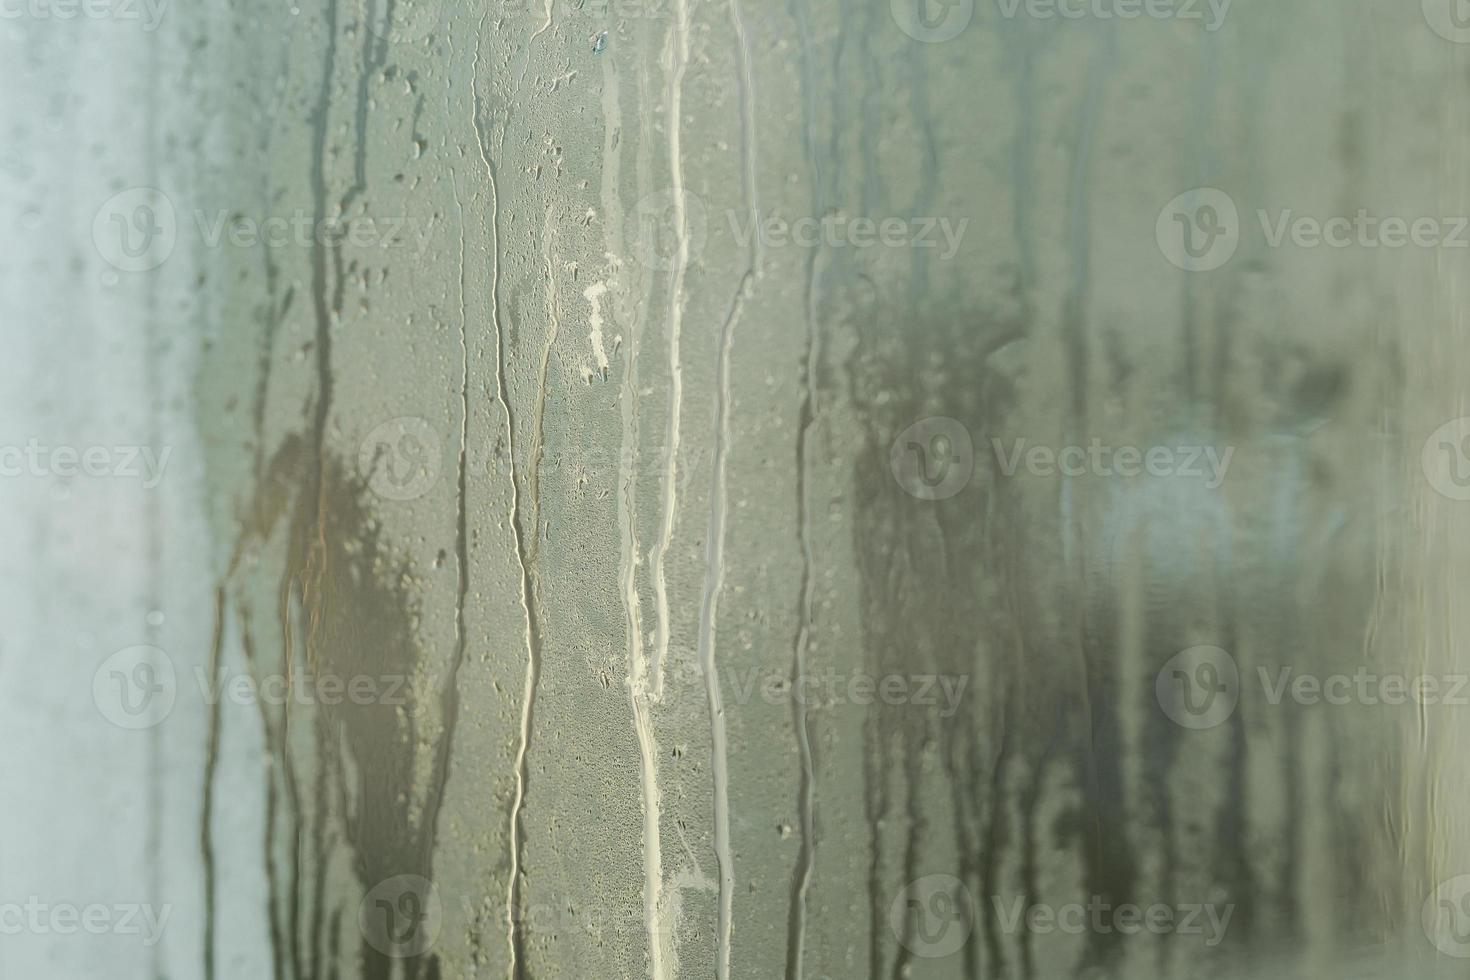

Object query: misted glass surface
[5,1,1470,977]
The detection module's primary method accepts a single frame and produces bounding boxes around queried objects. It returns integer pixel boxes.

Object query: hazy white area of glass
[5,1,1470,979]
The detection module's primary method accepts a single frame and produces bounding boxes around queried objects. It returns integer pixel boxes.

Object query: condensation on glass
[3,1,1470,979]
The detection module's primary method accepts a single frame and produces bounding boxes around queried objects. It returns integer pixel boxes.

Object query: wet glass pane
[4,1,1470,977]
